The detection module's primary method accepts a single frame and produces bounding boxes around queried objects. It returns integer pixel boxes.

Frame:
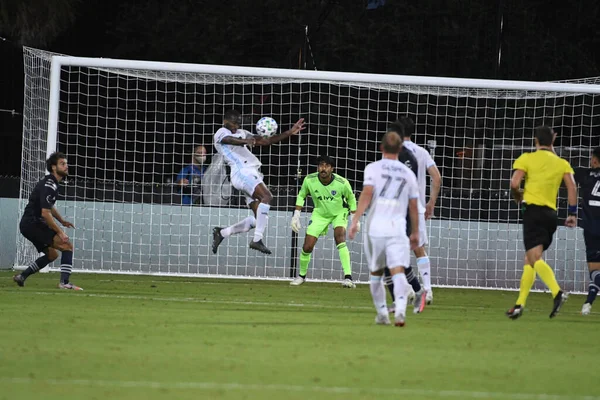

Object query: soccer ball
[255,117,278,137]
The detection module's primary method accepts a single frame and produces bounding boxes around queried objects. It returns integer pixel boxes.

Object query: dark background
[2,0,600,220]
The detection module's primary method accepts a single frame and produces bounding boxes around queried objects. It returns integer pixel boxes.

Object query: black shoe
[550,290,568,318]
[249,239,272,255]
[13,274,25,287]
[212,227,224,254]
[506,305,523,320]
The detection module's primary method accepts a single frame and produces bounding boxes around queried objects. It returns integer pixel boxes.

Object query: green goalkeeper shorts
[306,210,349,238]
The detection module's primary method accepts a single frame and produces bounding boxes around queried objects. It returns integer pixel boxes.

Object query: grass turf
[0,270,597,400]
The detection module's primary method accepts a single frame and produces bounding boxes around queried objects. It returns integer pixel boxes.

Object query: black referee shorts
[522,204,557,251]
[20,219,56,253]
[583,231,600,263]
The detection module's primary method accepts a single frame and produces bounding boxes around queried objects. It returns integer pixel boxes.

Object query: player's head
[224,109,241,132]
[381,130,403,155]
[317,154,334,180]
[592,147,600,168]
[534,126,555,147]
[46,151,68,177]
[193,145,207,165]
[395,116,415,139]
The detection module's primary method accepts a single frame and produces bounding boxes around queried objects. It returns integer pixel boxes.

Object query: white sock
[392,272,409,319]
[253,203,270,242]
[417,256,432,291]
[370,275,387,315]
[221,216,256,238]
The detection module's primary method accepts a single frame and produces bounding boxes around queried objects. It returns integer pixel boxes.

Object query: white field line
[0,377,596,400]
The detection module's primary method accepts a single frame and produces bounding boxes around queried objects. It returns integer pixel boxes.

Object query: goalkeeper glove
[291,210,302,233]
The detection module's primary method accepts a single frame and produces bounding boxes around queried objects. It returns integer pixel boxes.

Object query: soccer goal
[17,47,600,291]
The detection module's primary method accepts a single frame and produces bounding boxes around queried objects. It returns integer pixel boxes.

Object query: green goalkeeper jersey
[295,173,357,218]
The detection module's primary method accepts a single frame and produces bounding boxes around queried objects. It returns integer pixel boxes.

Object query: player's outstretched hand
[410,232,419,250]
[565,215,577,228]
[291,210,302,233]
[290,118,306,135]
[62,220,75,228]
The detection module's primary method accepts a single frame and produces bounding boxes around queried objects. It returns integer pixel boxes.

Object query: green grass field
[0,270,597,400]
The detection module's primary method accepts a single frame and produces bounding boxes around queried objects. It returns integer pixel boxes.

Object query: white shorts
[364,235,410,273]
[418,212,428,247]
[231,167,264,205]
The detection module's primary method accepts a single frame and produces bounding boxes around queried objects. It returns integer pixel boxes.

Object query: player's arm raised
[254,118,305,146]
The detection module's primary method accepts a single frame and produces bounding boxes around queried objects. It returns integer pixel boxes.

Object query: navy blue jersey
[398,147,418,178]
[574,167,600,235]
[21,174,59,223]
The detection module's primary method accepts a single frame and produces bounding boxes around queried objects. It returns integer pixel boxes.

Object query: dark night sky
[2,0,600,178]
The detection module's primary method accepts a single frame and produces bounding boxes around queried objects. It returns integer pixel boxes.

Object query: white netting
[18,47,600,291]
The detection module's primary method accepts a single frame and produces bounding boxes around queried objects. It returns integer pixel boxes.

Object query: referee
[506,126,577,319]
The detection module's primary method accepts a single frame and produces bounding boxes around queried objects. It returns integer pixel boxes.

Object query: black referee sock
[21,254,52,279]
[60,251,73,284]
[405,266,422,293]
[383,268,395,300]
[586,270,600,305]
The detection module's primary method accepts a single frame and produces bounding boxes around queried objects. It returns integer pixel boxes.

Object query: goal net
[17,47,600,292]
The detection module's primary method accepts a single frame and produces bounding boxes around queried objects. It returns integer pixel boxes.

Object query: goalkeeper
[290,155,358,288]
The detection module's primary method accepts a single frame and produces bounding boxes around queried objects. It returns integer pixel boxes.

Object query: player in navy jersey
[13,152,81,290]
[575,147,600,315]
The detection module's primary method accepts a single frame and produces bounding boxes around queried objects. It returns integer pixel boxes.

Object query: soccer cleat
[249,239,272,255]
[506,305,523,320]
[212,227,224,254]
[413,289,427,314]
[550,291,568,318]
[582,303,592,316]
[342,278,356,288]
[426,290,433,305]
[394,313,406,327]
[290,276,306,286]
[388,301,396,314]
[375,313,391,325]
[58,282,83,291]
[13,274,25,287]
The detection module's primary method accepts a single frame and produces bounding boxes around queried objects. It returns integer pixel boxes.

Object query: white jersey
[214,127,262,173]
[403,140,436,211]
[364,158,419,238]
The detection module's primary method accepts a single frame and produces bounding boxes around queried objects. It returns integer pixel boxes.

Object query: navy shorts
[20,219,56,253]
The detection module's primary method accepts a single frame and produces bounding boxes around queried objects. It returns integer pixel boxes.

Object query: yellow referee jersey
[513,149,574,210]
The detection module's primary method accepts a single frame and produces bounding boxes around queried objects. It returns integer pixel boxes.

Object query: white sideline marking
[0,377,595,400]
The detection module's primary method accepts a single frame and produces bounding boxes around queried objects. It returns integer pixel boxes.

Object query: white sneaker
[290,277,306,286]
[342,278,356,288]
[394,313,406,327]
[407,289,416,305]
[375,313,391,325]
[582,303,592,316]
[426,290,433,305]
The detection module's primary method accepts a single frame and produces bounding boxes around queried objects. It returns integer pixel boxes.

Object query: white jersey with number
[363,158,419,238]
[403,140,436,211]
[214,127,262,174]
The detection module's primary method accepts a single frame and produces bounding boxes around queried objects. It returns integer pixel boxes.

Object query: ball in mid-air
[255,117,278,137]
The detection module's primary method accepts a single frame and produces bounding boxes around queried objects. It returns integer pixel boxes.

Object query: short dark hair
[224,109,241,124]
[593,147,600,163]
[381,130,402,154]
[396,116,415,138]
[386,122,405,137]
[534,126,554,146]
[316,154,335,167]
[46,151,66,173]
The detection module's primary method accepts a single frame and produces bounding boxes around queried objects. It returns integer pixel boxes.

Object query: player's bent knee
[46,248,59,261]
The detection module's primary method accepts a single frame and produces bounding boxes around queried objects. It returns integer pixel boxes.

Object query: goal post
[17,47,600,291]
